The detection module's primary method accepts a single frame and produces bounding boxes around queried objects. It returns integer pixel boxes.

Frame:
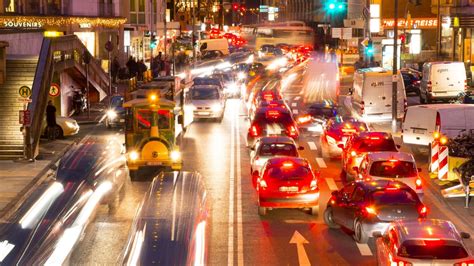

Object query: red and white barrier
[438,146,449,180]
[429,140,439,173]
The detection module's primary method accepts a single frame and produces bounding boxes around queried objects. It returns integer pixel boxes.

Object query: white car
[42,116,80,138]
[250,136,303,176]
[375,219,473,266]
[355,152,423,195]
[188,85,226,122]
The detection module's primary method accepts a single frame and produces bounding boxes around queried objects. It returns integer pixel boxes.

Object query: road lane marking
[325,178,338,191]
[307,141,317,150]
[228,108,235,266]
[236,107,244,266]
[356,243,373,256]
[293,109,299,115]
[292,102,298,107]
[294,96,301,101]
[316,158,327,168]
[171,172,178,241]
[290,231,311,266]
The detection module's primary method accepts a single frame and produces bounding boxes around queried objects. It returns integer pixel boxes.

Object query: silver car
[375,219,473,266]
[250,136,303,176]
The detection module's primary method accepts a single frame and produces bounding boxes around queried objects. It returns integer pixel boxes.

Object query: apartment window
[130,0,146,24]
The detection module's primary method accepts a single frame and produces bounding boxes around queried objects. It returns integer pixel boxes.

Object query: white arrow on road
[290,230,311,266]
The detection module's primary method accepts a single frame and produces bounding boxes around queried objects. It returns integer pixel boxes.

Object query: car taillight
[326,135,336,145]
[415,178,422,189]
[350,150,357,157]
[427,81,432,92]
[389,254,412,266]
[360,101,365,114]
[454,259,474,266]
[259,179,267,188]
[287,125,298,138]
[249,125,259,137]
[419,205,428,217]
[364,206,377,216]
[297,114,312,124]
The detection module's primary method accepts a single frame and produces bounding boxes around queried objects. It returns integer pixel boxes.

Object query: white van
[402,104,474,149]
[420,62,467,103]
[351,68,406,122]
[197,38,229,56]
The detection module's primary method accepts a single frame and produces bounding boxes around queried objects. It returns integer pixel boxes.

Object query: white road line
[315,158,327,168]
[171,172,178,241]
[294,96,301,101]
[236,108,244,266]
[291,102,298,107]
[293,109,299,115]
[307,142,317,150]
[228,108,235,266]
[325,178,338,191]
[356,243,373,256]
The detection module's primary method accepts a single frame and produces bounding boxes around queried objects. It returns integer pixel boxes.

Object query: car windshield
[371,189,419,205]
[352,138,397,152]
[191,88,220,100]
[267,165,311,180]
[369,161,417,177]
[259,143,297,157]
[194,78,221,86]
[308,106,337,118]
[398,240,468,260]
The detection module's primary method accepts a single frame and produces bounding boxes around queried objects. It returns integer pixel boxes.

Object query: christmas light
[0,15,127,29]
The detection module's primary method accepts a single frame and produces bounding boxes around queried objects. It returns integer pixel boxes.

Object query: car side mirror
[460,232,471,239]
[337,144,344,149]
[372,232,383,238]
[417,168,422,172]
[298,146,304,151]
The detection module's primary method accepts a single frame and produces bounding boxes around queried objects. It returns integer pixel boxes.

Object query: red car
[255,157,320,216]
[320,117,369,158]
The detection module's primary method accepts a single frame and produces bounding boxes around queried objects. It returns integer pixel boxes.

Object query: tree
[448,132,474,185]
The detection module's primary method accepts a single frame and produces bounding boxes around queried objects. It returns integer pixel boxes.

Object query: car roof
[258,136,296,145]
[357,180,412,192]
[393,219,463,243]
[367,151,414,162]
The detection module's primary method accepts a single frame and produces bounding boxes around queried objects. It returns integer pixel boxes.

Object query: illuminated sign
[382,18,438,29]
[3,21,43,28]
[79,23,91,28]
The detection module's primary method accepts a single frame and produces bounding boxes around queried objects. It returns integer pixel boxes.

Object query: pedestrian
[164,58,171,76]
[126,56,137,78]
[138,59,147,81]
[111,56,120,83]
[46,100,57,140]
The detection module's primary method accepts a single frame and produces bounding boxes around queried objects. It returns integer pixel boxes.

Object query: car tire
[419,92,426,104]
[323,207,340,229]
[354,219,369,244]
[258,206,267,216]
[54,125,64,139]
[310,205,319,216]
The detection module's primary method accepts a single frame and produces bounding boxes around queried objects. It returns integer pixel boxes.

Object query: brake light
[310,180,317,190]
[263,93,274,101]
[249,125,259,137]
[266,110,280,117]
[385,186,399,191]
[427,81,432,92]
[419,205,428,217]
[282,162,294,168]
[415,178,422,189]
[389,254,412,266]
[423,239,444,246]
[350,151,357,157]
[454,259,474,266]
[404,99,407,113]
[389,159,399,162]
[297,114,312,124]
[259,179,268,188]
[365,206,377,215]
[288,125,298,137]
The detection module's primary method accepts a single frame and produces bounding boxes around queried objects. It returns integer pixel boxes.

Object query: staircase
[0,59,37,160]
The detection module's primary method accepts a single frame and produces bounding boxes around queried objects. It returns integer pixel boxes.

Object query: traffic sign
[361,37,370,47]
[19,86,31,98]
[19,110,31,125]
[49,83,60,97]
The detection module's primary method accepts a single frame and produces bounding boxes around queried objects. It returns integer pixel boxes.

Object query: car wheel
[419,93,426,104]
[323,207,340,229]
[258,206,267,216]
[310,205,319,216]
[354,219,369,244]
[54,125,64,139]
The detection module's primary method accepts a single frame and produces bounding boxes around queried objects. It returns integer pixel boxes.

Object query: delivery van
[351,67,406,122]
[402,104,474,150]
[198,38,230,56]
[420,62,467,103]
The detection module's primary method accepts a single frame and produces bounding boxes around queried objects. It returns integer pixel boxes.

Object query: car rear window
[267,165,311,180]
[308,106,337,118]
[191,88,220,100]
[331,122,368,132]
[371,189,418,205]
[259,143,297,157]
[254,111,294,125]
[352,138,397,152]
[369,160,417,177]
[398,240,469,260]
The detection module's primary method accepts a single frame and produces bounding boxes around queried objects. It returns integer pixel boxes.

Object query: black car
[462,91,474,104]
[401,69,421,95]
[324,180,427,244]
[105,95,125,128]
[296,101,339,132]
[201,50,224,60]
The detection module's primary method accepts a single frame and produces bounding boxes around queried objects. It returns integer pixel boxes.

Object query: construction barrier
[429,140,439,173]
[438,146,449,180]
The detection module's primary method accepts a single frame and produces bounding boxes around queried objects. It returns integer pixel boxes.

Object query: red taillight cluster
[415,178,422,189]
[249,125,259,137]
[364,206,377,216]
[419,205,428,217]
[287,125,298,138]
[389,254,412,266]
[454,259,474,266]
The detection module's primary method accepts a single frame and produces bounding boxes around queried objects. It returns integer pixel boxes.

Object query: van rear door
[363,75,392,117]
[431,63,466,96]
[402,106,436,146]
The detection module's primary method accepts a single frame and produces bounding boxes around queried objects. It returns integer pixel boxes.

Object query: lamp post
[392,0,399,133]
[82,51,91,119]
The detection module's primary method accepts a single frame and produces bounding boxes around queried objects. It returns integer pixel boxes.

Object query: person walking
[138,59,147,81]
[126,56,137,78]
[111,56,120,83]
[46,100,57,140]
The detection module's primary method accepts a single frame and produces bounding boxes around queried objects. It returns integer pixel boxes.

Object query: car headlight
[226,83,238,93]
[107,110,117,120]
[65,121,76,128]
[129,151,139,161]
[211,104,222,113]
[170,150,181,162]
[237,72,246,80]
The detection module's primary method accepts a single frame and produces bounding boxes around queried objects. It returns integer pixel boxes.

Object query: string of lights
[0,15,127,28]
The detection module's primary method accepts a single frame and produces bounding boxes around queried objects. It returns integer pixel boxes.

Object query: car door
[250,140,261,167]
[332,182,356,225]
[344,185,366,230]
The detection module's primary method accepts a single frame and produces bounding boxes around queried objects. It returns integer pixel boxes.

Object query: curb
[0,140,78,221]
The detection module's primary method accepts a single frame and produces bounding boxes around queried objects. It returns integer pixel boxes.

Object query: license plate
[279,186,298,192]
[198,112,210,115]
[147,161,163,166]
[413,128,426,134]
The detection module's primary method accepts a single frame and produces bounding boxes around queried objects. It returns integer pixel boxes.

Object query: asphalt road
[70,72,474,265]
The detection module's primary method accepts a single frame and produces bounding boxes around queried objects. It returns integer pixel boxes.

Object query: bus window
[137,110,152,129]
[125,108,133,132]
[157,110,171,129]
